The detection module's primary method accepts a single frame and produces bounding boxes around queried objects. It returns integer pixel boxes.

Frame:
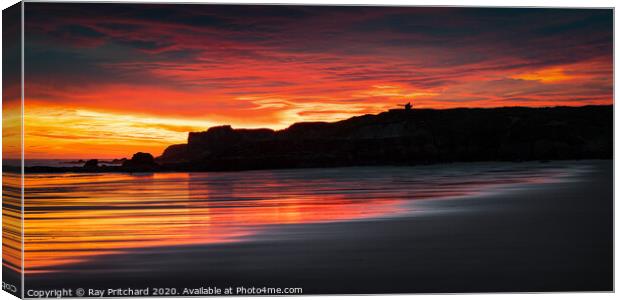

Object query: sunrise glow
[13,5,612,159]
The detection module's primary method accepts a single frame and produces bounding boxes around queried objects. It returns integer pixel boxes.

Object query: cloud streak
[21,4,613,158]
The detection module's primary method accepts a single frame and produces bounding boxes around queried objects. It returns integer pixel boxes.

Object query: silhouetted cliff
[156,105,612,171]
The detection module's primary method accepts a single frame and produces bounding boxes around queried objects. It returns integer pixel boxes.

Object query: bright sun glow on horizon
[22,105,214,159]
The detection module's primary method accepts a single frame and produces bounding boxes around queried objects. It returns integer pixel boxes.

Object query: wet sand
[24,160,612,294]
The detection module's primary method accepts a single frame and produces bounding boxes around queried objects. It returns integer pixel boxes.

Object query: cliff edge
[156,105,612,171]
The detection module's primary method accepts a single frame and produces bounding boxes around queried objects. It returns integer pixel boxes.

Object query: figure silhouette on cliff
[398,102,413,110]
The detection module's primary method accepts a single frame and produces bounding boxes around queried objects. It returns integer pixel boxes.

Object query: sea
[3,161,584,274]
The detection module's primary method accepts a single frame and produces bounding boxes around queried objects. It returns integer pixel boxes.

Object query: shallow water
[11,162,581,274]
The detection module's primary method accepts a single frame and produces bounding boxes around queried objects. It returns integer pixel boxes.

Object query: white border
[0,1,616,300]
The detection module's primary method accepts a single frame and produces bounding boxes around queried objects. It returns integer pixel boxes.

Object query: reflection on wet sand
[19,164,567,274]
[2,172,22,273]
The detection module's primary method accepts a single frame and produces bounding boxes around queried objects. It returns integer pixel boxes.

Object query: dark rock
[152,105,612,171]
[83,159,99,169]
[186,126,275,161]
[122,152,158,171]
[157,144,188,163]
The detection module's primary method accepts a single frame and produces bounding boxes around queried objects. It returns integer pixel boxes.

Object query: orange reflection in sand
[23,171,403,273]
[21,166,562,274]
[2,172,22,273]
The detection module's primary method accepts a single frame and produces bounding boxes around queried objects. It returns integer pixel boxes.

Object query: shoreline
[8,158,611,174]
[23,160,612,293]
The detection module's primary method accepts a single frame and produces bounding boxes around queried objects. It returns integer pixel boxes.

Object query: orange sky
[8,4,613,159]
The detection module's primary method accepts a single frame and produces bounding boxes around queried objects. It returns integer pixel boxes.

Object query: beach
[5,3,614,297]
[22,160,612,294]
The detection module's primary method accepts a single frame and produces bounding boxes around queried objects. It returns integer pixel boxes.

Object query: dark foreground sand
[25,160,612,294]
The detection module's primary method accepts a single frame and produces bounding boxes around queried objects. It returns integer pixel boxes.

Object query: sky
[11,4,613,159]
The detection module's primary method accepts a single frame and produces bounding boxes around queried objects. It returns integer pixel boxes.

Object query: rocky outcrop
[83,159,99,169]
[122,152,159,171]
[157,144,188,163]
[155,105,612,171]
[185,126,276,161]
